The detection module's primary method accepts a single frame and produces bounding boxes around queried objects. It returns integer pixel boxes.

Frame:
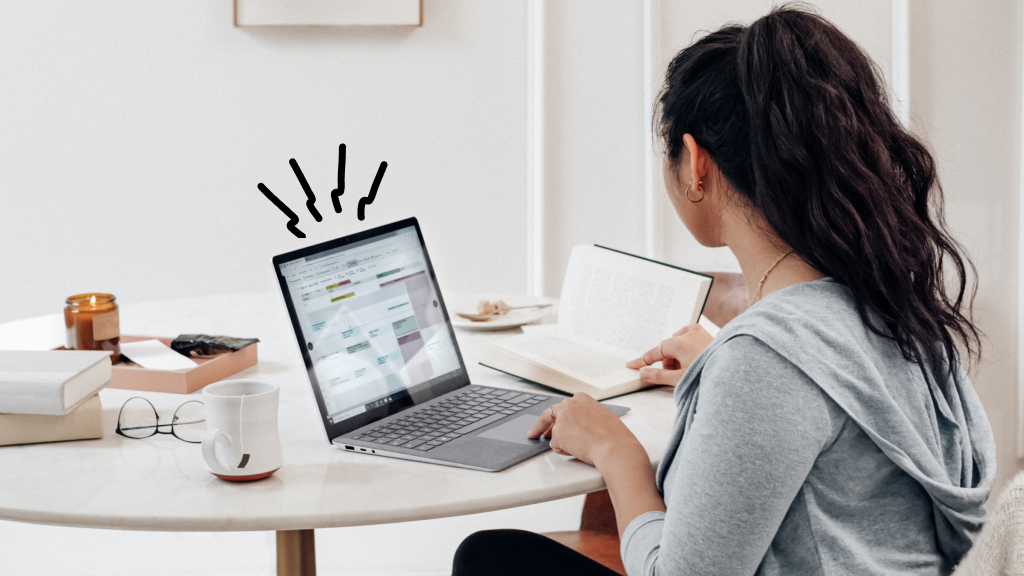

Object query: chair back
[701,272,748,327]
[952,471,1024,576]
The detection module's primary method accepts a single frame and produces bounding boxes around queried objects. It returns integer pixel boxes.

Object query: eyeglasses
[115,397,207,444]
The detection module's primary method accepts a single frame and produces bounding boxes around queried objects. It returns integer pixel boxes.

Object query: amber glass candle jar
[64,293,120,362]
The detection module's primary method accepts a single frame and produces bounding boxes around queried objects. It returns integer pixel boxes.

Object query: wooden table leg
[277,529,316,576]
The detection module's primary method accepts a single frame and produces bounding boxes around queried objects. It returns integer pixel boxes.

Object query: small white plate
[450,298,554,331]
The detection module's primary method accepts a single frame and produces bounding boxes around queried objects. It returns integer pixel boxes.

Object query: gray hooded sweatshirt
[620,279,996,576]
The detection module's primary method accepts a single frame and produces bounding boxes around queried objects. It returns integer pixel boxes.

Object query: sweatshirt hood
[661,279,996,564]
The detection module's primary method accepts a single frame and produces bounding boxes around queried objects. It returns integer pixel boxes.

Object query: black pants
[453,529,623,576]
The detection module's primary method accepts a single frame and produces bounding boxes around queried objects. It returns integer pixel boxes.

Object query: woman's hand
[625,324,714,387]
[526,393,641,467]
[529,394,666,536]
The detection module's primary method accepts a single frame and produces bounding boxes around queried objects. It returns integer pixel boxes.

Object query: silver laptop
[273,217,628,471]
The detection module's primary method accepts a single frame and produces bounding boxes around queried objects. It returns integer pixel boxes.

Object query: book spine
[0,395,103,446]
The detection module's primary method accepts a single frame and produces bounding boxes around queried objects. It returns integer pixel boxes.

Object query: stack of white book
[0,350,112,446]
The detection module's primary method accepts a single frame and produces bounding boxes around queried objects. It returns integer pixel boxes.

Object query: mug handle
[202,429,233,475]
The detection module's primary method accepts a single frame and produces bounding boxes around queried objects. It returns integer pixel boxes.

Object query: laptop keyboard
[347,387,549,452]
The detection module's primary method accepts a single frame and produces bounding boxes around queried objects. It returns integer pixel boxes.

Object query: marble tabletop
[0,292,676,532]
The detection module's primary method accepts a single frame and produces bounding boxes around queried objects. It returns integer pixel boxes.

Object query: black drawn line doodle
[331,144,346,214]
[289,158,322,222]
[257,183,305,238]
[358,161,387,221]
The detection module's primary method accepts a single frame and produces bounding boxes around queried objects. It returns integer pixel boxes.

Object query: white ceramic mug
[201,379,283,481]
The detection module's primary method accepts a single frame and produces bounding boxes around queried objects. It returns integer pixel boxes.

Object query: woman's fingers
[625,356,648,369]
[626,337,689,369]
[626,341,669,369]
[627,326,714,371]
[548,431,570,455]
[551,445,570,456]
[638,366,686,386]
[628,354,680,371]
[673,324,698,337]
[528,401,570,439]
[527,407,555,438]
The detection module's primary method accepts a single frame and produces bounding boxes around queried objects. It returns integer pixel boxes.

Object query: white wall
[0,0,527,324]
[907,0,1023,498]
[537,1,648,296]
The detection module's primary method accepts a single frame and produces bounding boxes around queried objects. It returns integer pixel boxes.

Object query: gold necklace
[750,248,794,306]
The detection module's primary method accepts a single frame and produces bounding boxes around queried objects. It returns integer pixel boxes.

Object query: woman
[453,6,995,576]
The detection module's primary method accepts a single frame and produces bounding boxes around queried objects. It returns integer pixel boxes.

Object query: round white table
[0,293,676,575]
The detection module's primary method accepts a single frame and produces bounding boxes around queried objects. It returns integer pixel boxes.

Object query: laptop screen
[274,219,469,438]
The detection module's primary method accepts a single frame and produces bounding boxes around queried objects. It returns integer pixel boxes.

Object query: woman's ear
[682,134,707,192]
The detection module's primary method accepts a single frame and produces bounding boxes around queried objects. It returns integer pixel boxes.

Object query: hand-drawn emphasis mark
[257,145,385,235]
[289,158,322,222]
[357,161,387,221]
[257,183,305,238]
[331,144,346,214]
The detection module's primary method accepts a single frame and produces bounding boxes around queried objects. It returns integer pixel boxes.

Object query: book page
[495,329,638,390]
[558,245,711,355]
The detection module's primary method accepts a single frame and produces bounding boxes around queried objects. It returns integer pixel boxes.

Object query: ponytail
[658,6,980,374]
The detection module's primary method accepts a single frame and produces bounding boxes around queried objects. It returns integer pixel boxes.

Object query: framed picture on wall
[234,0,422,27]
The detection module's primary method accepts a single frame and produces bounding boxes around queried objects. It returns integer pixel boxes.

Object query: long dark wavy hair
[658,6,980,374]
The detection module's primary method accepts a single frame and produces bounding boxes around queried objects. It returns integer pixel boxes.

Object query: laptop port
[344,445,354,450]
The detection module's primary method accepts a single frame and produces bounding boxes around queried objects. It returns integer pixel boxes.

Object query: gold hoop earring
[685,180,705,203]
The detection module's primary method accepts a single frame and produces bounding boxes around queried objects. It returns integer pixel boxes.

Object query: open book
[481,245,714,400]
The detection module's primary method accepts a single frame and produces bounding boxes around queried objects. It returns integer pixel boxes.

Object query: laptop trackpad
[477,414,548,446]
